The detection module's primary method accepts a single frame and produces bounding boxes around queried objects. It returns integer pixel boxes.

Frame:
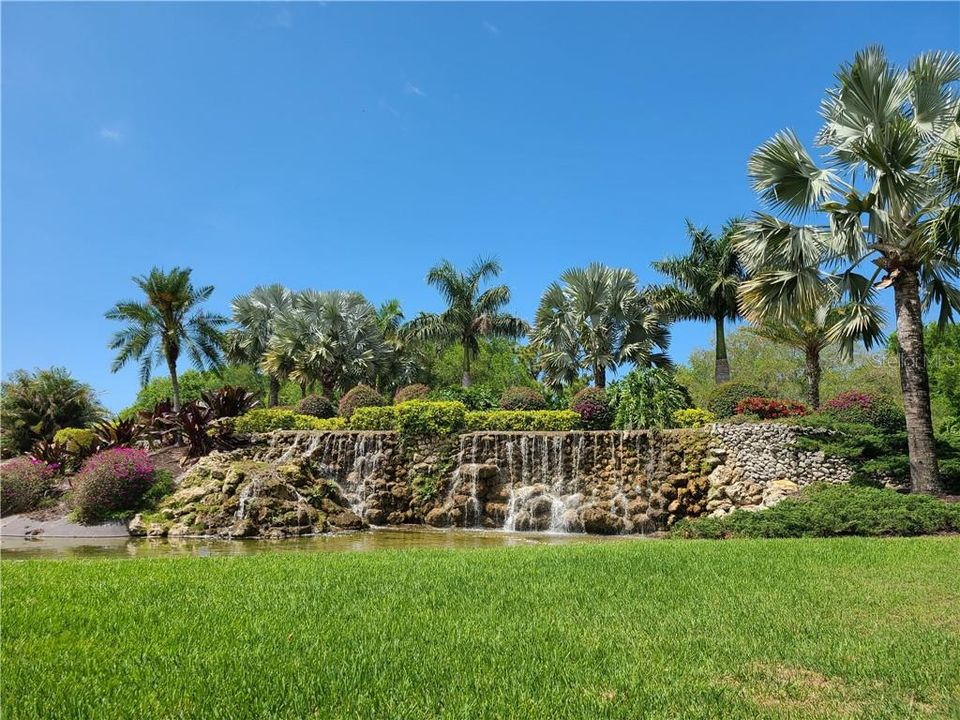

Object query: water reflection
[0,527,646,560]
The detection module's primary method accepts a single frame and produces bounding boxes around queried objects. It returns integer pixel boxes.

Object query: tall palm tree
[651,219,746,383]
[735,46,959,492]
[106,267,227,411]
[225,284,293,406]
[531,263,670,388]
[403,258,527,386]
[262,290,389,397]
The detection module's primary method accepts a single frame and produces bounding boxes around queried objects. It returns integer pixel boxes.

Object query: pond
[0,527,650,560]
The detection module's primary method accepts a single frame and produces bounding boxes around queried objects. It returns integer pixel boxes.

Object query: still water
[0,527,646,561]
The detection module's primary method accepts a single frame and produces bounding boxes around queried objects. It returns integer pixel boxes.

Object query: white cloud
[379,99,401,118]
[99,127,123,142]
[482,20,500,36]
[404,81,426,97]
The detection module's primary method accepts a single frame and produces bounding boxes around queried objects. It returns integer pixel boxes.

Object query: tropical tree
[402,258,527,386]
[106,267,227,411]
[262,290,390,397]
[747,299,885,409]
[735,46,960,492]
[651,219,746,383]
[225,284,294,406]
[531,263,671,388]
[0,367,105,456]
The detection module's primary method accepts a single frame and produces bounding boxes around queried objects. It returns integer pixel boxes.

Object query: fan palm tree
[402,258,527,386]
[531,263,670,388]
[107,267,227,412]
[735,46,959,492]
[225,284,294,406]
[651,219,746,383]
[747,299,885,409]
[262,290,390,397]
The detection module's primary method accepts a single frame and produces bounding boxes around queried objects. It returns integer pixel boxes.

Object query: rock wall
[134,424,856,537]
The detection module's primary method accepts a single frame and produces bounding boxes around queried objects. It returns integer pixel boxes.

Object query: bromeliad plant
[735,46,960,492]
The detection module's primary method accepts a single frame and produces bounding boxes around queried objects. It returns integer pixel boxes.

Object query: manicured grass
[3,538,959,719]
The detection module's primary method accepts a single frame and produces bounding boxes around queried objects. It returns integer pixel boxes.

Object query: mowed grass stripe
[3,537,959,719]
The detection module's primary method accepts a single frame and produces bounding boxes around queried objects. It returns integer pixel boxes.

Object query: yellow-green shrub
[235,409,346,433]
[396,401,466,438]
[672,409,716,428]
[464,410,580,432]
[53,427,96,453]
[350,406,398,431]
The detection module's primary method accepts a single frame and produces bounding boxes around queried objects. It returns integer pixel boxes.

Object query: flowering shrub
[296,394,335,419]
[735,397,808,420]
[499,386,548,411]
[570,387,615,430]
[72,448,156,522]
[338,385,387,419]
[672,408,717,428]
[706,382,766,418]
[394,384,430,404]
[0,457,57,517]
[821,390,905,433]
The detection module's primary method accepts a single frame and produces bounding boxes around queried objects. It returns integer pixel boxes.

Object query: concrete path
[1,513,129,538]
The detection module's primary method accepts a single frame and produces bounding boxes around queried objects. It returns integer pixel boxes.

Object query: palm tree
[652,219,746,383]
[402,258,527,386]
[262,290,390,397]
[735,46,959,492]
[531,263,670,388]
[747,300,885,409]
[226,284,293,406]
[107,267,227,411]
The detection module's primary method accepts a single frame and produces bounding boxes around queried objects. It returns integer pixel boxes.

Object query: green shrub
[296,394,335,419]
[610,368,692,429]
[396,401,466,439]
[705,382,766,418]
[821,390,905,433]
[338,385,387,419]
[0,458,57,517]
[394,384,430,404]
[672,408,716,428]
[428,385,499,411]
[673,483,960,539]
[735,397,808,419]
[569,387,615,430]
[53,428,96,453]
[235,409,346,433]
[72,448,156,523]
[350,406,398,431]
[464,410,580,432]
[499,386,548,411]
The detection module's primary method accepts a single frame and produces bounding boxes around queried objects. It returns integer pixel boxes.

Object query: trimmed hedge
[338,385,387,419]
[396,401,467,438]
[394,384,431,404]
[672,408,716,428]
[235,409,347,433]
[499,386,548,411]
[706,382,766,418]
[570,387,614,430]
[673,482,960,539]
[350,406,399,431]
[296,394,335,419]
[464,410,580,432]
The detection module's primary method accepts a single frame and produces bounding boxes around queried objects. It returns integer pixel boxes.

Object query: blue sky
[3,2,958,411]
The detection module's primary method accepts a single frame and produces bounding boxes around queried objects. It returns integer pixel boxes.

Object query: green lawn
[3,538,959,719]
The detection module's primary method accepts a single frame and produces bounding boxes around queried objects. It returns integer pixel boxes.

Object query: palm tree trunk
[893,268,940,493]
[299,382,308,400]
[461,349,472,387]
[804,347,821,410]
[593,364,605,388]
[166,354,181,412]
[714,315,730,384]
[268,376,280,407]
